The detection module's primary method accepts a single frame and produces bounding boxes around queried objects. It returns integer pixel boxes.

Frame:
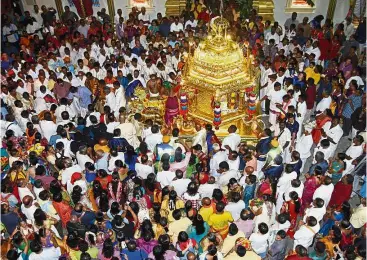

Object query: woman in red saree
[281,191,301,238]
[301,172,322,213]
[311,111,332,144]
[329,35,341,61]
[329,174,354,207]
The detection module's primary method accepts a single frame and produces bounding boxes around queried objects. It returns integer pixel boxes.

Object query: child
[243,175,257,208]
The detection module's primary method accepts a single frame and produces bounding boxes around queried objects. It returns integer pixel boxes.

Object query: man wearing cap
[155,135,174,162]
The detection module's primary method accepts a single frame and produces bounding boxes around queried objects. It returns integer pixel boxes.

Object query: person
[1,6,366,260]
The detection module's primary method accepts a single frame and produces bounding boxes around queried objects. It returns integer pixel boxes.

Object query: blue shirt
[286,121,299,136]
[77,86,92,108]
[309,160,329,175]
[264,164,284,179]
[256,137,272,161]
[121,248,148,260]
[342,94,362,119]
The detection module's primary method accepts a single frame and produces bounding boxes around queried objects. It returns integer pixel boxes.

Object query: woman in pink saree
[301,172,322,213]
[164,82,179,126]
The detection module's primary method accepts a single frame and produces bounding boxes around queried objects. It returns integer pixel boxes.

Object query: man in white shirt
[319,117,343,157]
[222,125,241,152]
[198,176,219,198]
[312,176,334,207]
[217,161,239,189]
[249,223,270,257]
[76,146,94,171]
[170,17,184,34]
[209,144,227,177]
[265,26,280,45]
[185,16,197,29]
[170,170,191,197]
[296,94,307,139]
[138,7,150,25]
[224,192,246,221]
[2,115,24,137]
[144,125,163,152]
[135,154,154,179]
[104,87,116,111]
[316,92,332,113]
[40,112,57,141]
[293,216,320,249]
[263,82,287,127]
[26,19,43,39]
[276,165,297,213]
[295,126,313,172]
[343,17,355,40]
[303,198,326,223]
[2,20,18,44]
[60,159,83,186]
[345,135,364,159]
[157,164,176,188]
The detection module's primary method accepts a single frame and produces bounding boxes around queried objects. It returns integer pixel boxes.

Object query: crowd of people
[1,1,366,259]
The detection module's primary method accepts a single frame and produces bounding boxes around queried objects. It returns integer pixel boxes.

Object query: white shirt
[225,200,246,221]
[296,101,307,123]
[170,22,184,33]
[218,170,239,188]
[76,152,94,171]
[61,165,82,185]
[346,144,363,159]
[276,171,297,197]
[313,146,333,163]
[135,163,154,179]
[145,133,163,151]
[227,157,240,171]
[293,223,320,249]
[4,121,24,137]
[268,89,287,112]
[106,122,119,134]
[343,21,355,40]
[222,133,241,151]
[185,20,197,29]
[316,97,332,113]
[34,97,48,114]
[209,150,227,177]
[266,32,280,45]
[345,75,364,89]
[277,128,291,150]
[67,179,88,195]
[249,232,270,254]
[114,87,126,113]
[171,178,192,197]
[40,120,57,141]
[115,122,140,149]
[138,13,150,23]
[2,24,18,43]
[312,184,334,207]
[157,170,176,187]
[29,247,61,260]
[105,92,116,110]
[303,205,326,222]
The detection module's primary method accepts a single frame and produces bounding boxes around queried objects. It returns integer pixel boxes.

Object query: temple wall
[273,0,350,27]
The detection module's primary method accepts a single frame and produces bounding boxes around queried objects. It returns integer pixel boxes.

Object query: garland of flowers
[212,100,222,130]
[179,93,189,118]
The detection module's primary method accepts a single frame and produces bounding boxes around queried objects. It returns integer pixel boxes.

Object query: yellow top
[161,199,185,222]
[304,67,321,84]
[199,206,214,222]
[208,211,234,230]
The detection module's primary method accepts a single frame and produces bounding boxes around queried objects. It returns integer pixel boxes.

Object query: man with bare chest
[146,74,162,99]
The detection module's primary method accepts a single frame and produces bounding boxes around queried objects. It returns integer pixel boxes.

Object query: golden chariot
[128,17,264,139]
[181,17,263,138]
